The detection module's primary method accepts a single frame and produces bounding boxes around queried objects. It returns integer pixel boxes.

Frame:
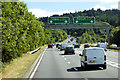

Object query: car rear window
[66,47,73,49]
[86,49,104,55]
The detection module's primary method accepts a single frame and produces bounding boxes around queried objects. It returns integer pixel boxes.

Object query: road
[31,43,119,79]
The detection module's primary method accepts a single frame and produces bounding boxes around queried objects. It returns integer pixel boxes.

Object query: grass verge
[0,45,47,79]
[0,38,68,79]
[107,49,120,52]
[107,46,120,52]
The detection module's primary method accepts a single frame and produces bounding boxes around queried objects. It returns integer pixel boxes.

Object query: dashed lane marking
[64,58,67,60]
[68,62,71,64]
[74,67,78,71]
[106,60,120,68]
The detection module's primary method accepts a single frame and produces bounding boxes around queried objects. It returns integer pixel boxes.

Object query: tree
[110,26,120,46]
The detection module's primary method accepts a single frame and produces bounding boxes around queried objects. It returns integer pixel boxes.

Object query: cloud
[28,8,75,17]
[94,5,108,10]
[110,4,118,9]
[28,8,52,17]
[94,3,118,10]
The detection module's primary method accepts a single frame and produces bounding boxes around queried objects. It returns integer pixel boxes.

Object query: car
[51,43,54,46]
[48,44,53,48]
[64,46,75,55]
[84,44,89,48]
[60,43,68,51]
[68,41,71,43]
[79,47,106,69]
[58,44,61,49]
[70,38,74,41]
[56,44,60,48]
[97,43,107,51]
[111,44,117,47]
[74,44,80,48]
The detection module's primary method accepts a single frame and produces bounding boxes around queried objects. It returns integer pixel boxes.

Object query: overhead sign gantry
[45,17,110,48]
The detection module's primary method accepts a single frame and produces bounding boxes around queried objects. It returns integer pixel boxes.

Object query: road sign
[48,17,70,24]
[73,17,95,23]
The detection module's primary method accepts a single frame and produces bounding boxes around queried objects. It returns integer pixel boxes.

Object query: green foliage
[2,2,44,63]
[110,26,120,46]
[40,8,119,27]
[40,9,119,44]
[2,2,68,63]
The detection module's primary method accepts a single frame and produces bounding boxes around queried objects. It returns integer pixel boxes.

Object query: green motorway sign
[73,17,95,23]
[48,17,70,24]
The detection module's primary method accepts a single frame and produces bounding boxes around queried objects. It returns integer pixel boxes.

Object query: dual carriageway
[29,38,120,79]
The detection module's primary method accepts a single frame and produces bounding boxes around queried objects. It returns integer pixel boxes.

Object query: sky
[20,0,119,18]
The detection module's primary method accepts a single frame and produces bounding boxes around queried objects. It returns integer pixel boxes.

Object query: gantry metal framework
[43,24,110,48]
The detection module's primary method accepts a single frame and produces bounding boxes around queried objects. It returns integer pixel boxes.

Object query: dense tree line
[40,9,119,27]
[2,2,67,63]
[40,9,119,45]
[110,26,120,46]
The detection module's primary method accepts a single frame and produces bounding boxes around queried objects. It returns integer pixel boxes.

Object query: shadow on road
[59,54,75,55]
[67,67,103,72]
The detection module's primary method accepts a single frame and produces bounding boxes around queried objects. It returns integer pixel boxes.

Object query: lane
[32,45,118,78]
[59,47,118,78]
[106,51,119,63]
[33,47,83,78]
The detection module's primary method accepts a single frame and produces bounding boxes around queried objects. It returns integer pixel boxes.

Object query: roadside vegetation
[40,9,120,47]
[1,45,46,78]
[1,0,120,79]
[2,2,67,64]
[1,2,68,78]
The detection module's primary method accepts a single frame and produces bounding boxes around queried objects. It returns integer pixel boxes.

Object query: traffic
[47,37,108,70]
[31,37,118,78]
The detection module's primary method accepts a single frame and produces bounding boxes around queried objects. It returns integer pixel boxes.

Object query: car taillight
[85,56,87,61]
[104,55,106,61]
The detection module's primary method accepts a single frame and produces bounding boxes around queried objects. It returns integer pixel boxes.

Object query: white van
[79,47,106,69]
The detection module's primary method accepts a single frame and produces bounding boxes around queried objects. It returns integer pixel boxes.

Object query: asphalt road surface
[31,44,119,80]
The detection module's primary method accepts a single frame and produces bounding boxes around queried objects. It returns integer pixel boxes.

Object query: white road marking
[68,62,71,64]
[106,60,120,68]
[29,47,47,79]
[64,58,67,60]
[84,78,89,80]
[74,67,78,71]
[62,56,64,58]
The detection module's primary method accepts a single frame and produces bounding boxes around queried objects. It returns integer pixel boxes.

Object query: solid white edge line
[29,47,47,79]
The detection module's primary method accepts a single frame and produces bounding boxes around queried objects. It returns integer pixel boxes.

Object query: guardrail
[109,47,120,50]
[28,47,41,54]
